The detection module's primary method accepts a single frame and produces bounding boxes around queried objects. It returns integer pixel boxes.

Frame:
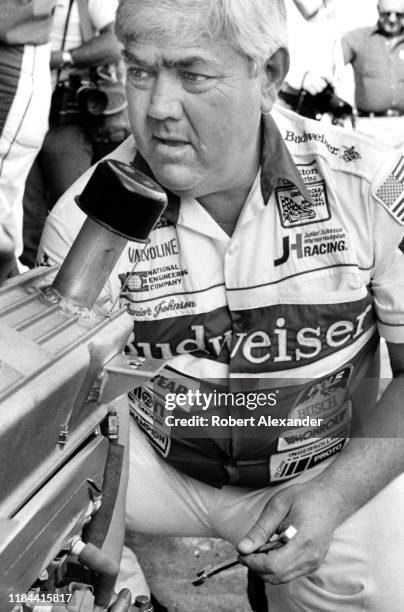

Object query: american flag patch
[375,156,404,225]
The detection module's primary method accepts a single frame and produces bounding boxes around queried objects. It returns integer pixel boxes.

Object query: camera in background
[279,82,353,125]
[50,73,108,127]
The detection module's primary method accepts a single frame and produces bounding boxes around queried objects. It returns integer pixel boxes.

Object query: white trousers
[0,43,51,263]
[122,419,404,611]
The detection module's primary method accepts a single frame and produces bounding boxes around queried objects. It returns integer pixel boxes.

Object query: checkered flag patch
[375,156,404,225]
[279,195,315,223]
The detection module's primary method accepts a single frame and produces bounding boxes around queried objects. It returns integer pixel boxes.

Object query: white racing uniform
[38,106,404,611]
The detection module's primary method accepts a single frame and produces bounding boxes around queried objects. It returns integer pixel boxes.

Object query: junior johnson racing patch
[374,155,404,226]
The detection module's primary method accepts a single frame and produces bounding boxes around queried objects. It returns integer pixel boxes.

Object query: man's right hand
[302,72,328,96]
[292,0,327,20]
[236,478,352,584]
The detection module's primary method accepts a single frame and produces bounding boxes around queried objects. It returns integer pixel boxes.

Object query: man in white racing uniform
[38,0,404,609]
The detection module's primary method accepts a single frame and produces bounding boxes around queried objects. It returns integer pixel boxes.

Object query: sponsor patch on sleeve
[374,155,404,226]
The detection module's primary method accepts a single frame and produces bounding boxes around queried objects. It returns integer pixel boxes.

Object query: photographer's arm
[51,23,122,70]
[292,0,327,20]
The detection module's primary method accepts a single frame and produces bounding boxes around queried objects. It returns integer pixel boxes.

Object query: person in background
[279,0,346,121]
[343,0,404,147]
[21,0,122,268]
[38,0,404,610]
[0,211,17,282]
[0,0,56,272]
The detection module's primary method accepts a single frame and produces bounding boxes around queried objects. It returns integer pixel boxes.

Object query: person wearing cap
[342,0,404,147]
[38,0,404,609]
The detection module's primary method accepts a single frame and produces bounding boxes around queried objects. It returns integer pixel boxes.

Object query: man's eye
[127,67,154,82]
[181,71,215,91]
[182,71,208,81]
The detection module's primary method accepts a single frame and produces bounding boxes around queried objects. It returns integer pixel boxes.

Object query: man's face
[123,35,267,200]
[378,0,404,36]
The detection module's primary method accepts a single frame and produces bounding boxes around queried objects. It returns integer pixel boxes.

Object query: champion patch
[276,181,330,228]
[374,155,404,225]
[129,390,171,458]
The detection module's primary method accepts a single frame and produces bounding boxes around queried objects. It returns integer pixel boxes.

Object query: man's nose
[148,73,183,121]
[388,11,399,22]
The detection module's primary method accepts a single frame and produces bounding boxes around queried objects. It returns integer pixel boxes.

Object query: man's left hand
[237,479,350,584]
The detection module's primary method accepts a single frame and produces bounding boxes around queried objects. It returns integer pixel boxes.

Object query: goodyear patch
[151,372,201,414]
[374,155,404,226]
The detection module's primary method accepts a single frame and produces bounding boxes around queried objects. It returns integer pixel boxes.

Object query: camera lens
[328,95,352,118]
[76,85,108,116]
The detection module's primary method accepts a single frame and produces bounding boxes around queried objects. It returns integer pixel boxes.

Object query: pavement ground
[127,532,251,612]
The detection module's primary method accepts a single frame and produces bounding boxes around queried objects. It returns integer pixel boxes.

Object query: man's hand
[292,0,327,20]
[50,50,66,70]
[301,72,328,96]
[237,479,351,584]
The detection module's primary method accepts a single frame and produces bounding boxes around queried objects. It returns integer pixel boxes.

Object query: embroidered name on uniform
[375,156,404,225]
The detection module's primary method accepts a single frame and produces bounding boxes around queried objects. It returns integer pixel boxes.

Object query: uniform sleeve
[88,0,118,32]
[369,152,404,343]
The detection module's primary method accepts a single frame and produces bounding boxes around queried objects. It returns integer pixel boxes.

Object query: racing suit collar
[260,113,313,205]
[131,112,311,224]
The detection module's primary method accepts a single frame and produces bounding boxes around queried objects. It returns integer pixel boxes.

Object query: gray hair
[115,0,287,66]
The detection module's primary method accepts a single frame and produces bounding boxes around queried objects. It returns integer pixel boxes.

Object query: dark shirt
[342,26,404,113]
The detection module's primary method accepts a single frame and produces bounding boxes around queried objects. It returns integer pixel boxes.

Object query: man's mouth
[153,136,189,147]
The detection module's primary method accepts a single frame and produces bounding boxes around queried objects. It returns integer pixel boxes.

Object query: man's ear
[260,47,290,114]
